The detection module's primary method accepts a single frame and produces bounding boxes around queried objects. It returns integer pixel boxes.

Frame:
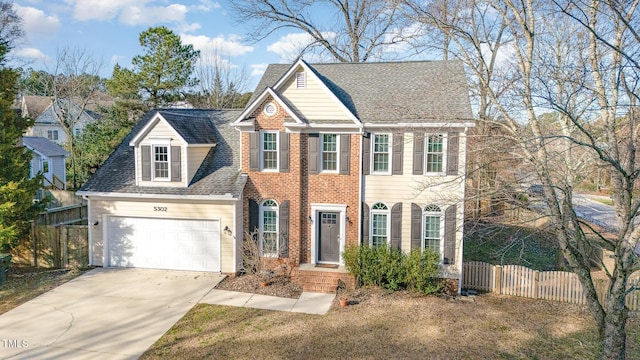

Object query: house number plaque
[153,206,168,212]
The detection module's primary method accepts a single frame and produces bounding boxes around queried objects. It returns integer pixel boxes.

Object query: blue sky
[9,0,328,91]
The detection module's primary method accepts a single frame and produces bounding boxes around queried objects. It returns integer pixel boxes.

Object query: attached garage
[106,217,221,272]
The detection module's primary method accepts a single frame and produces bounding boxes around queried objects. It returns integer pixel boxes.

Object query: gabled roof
[130,111,218,146]
[250,60,474,125]
[233,87,305,125]
[78,109,246,198]
[21,136,69,157]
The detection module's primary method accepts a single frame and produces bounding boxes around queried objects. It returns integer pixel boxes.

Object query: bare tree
[227,0,413,62]
[405,0,640,357]
[0,1,24,60]
[48,47,106,189]
[191,50,251,108]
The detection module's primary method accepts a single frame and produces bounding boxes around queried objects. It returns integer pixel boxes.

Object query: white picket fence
[463,261,640,311]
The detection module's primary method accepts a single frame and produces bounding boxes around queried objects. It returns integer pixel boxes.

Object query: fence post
[31,221,37,267]
[534,271,539,299]
[495,265,502,294]
[60,225,68,268]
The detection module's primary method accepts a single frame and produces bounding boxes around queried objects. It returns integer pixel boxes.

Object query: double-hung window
[153,145,169,179]
[47,130,59,141]
[371,202,390,247]
[261,132,279,171]
[423,205,443,258]
[425,134,444,173]
[372,134,391,173]
[260,199,279,256]
[321,134,338,172]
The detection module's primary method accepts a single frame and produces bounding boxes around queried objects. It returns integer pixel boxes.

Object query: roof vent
[296,72,306,89]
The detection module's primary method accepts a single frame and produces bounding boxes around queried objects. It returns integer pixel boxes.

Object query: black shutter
[362,133,370,175]
[340,134,350,174]
[444,205,457,264]
[411,203,422,250]
[390,202,402,250]
[361,202,370,245]
[392,133,403,175]
[413,133,424,175]
[171,146,181,182]
[141,145,151,181]
[249,132,259,171]
[249,199,259,235]
[446,132,459,176]
[280,132,290,173]
[279,200,290,258]
[308,134,319,174]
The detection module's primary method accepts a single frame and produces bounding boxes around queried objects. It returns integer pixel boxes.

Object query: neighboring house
[78,59,474,293]
[20,95,110,145]
[21,136,69,190]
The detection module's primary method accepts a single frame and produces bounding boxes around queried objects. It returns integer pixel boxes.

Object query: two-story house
[78,59,473,293]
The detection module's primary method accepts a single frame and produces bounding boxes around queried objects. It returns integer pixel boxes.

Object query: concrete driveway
[0,268,224,360]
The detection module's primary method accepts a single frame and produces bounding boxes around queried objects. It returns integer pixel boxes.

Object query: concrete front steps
[291,264,355,293]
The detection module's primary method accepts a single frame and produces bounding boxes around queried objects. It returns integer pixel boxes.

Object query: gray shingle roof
[251,61,474,124]
[21,136,69,157]
[160,112,217,144]
[79,109,246,198]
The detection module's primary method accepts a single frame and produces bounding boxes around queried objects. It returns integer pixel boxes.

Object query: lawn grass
[141,290,640,359]
[464,221,561,271]
[0,263,87,315]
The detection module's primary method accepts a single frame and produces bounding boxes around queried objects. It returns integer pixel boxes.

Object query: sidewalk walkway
[199,290,336,315]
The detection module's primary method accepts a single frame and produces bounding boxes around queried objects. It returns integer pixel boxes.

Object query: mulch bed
[215,274,303,299]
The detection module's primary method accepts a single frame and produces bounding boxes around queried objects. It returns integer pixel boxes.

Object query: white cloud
[266,32,335,63]
[119,3,188,26]
[13,5,60,38]
[191,0,221,12]
[72,0,142,22]
[251,63,268,77]
[181,34,253,57]
[14,47,50,62]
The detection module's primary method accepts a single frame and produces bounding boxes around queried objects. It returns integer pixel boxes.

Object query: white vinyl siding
[363,132,467,280]
[187,147,211,183]
[281,67,353,122]
[87,198,239,273]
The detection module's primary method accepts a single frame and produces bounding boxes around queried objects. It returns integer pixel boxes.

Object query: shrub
[343,244,441,294]
[404,250,442,294]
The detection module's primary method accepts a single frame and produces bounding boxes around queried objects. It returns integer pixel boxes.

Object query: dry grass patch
[142,289,639,359]
[0,264,87,315]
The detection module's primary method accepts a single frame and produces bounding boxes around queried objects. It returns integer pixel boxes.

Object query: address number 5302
[153,206,168,212]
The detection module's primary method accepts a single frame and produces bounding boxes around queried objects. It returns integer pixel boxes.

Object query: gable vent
[296,72,306,89]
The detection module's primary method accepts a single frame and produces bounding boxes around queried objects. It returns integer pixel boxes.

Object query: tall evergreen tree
[0,39,45,252]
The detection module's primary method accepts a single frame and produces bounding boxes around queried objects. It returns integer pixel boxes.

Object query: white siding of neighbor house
[136,120,188,187]
[88,197,239,273]
[234,193,244,271]
[187,147,211,183]
[51,156,66,182]
[280,66,353,122]
[363,132,467,279]
[27,124,68,145]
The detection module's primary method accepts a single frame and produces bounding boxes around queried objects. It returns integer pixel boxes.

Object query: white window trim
[371,133,392,175]
[259,200,279,257]
[422,205,445,262]
[41,159,50,174]
[320,133,339,173]
[370,202,390,247]
[260,130,279,172]
[151,138,172,181]
[424,133,447,176]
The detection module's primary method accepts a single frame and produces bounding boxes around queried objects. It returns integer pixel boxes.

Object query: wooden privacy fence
[35,203,88,226]
[463,261,640,311]
[29,224,89,269]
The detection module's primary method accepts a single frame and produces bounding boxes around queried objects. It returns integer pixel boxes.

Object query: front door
[318,212,340,263]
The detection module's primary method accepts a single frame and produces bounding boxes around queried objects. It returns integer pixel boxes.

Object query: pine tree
[0,40,45,252]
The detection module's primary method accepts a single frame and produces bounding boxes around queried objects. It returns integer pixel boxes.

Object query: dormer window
[296,71,306,89]
[140,140,181,183]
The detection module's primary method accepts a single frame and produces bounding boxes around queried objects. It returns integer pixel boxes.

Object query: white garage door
[107,217,221,272]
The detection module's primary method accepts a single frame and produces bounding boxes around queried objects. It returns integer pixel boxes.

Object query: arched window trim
[422,204,444,261]
[370,202,390,247]
[259,199,279,257]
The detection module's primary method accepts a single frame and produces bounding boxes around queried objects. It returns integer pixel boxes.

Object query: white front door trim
[310,203,347,265]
